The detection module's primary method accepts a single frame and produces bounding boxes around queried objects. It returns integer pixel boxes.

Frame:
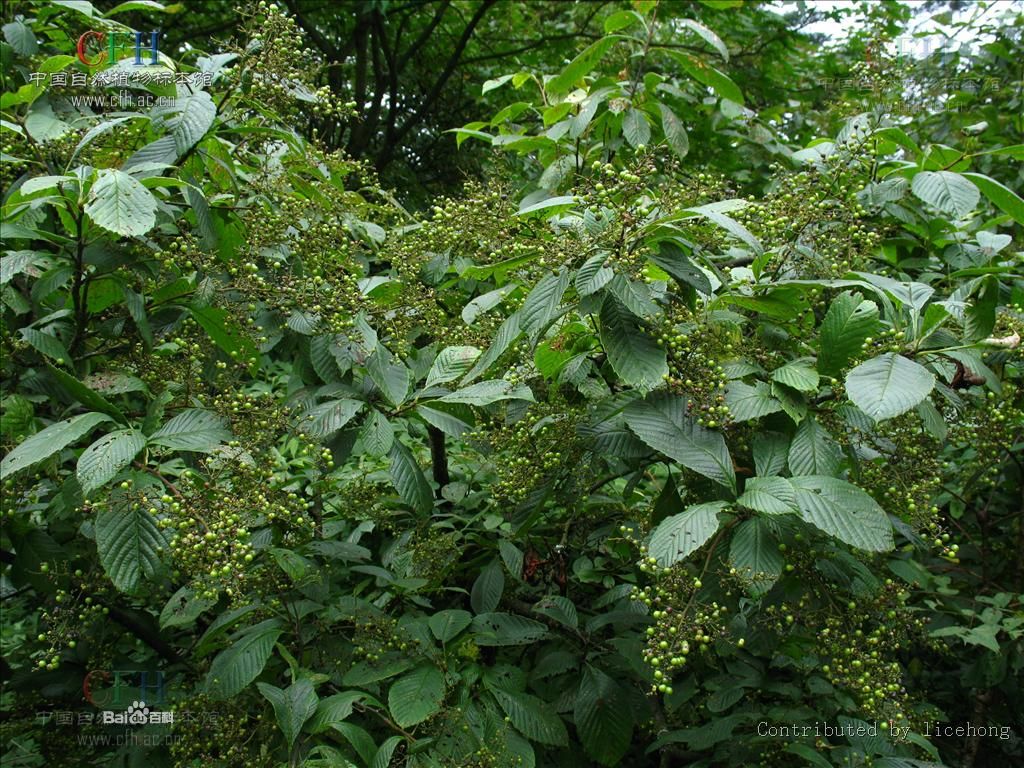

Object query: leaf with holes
[76,429,145,493]
[85,169,157,237]
[1,412,111,477]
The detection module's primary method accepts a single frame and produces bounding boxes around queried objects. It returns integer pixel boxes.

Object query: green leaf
[207,623,283,698]
[575,253,614,295]
[84,169,158,237]
[360,409,394,457]
[788,416,842,476]
[649,501,727,567]
[753,432,788,477]
[257,679,318,749]
[600,296,668,392]
[149,409,231,451]
[471,559,505,614]
[95,494,165,592]
[47,364,127,424]
[678,19,729,60]
[963,172,1024,225]
[429,609,473,643]
[20,328,69,364]
[491,688,568,746]
[472,613,548,646]
[790,476,893,552]
[463,311,522,383]
[389,441,433,515]
[388,665,445,728]
[425,346,481,388]
[649,241,709,293]
[737,476,798,515]
[439,380,535,406]
[772,362,819,392]
[533,595,578,629]
[300,399,363,441]
[818,293,879,378]
[190,305,257,362]
[153,90,217,154]
[574,665,632,765]
[911,171,979,218]
[520,270,569,337]
[367,347,411,407]
[625,393,735,490]
[1,412,111,477]
[729,517,782,596]
[2,21,38,55]
[725,380,782,422]
[657,103,690,159]
[308,691,367,733]
[160,585,215,629]
[845,353,935,421]
[547,37,618,95]
[623,108,651,148]
[76,429,145,493]
[668,51,744,103]
[604,10,645,33]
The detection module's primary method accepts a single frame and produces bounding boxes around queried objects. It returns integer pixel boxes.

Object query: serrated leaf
[752,432,788,477]
[1,412,111,476]
[623,108,651,148]
[625,393,735,490]
[308,691,367,733]
[367,347,411,407]
[207,623,283,698]
[911,170,980,217]
[95,495,165,592]
[149,409,231,451]
[575,253,614,295]
[84,169,157,237]
[725,380,782,422]
[439,380,534,406]
[389,441,433,515]
[729,518,782,596]
[471,560,505,614]
[788,416,842,476]
[819,293,879,378]
[388,665,445,728]
[360,409,394,457]
[790,476,893,552]
[20,328,69,363]
[533,595,577,629]
[300,399,363,441]
[153,90,217,154]
[649,501,726,567]
[600,296,667,391]
[772,362,819,392]
[521,270,569,337]
[737,476,798,515]
[76,429,145,493]
[963,171,1024,225]
[658,103,690,159]
[426,346,481,387]
[649,241,709,293]
[160,585,215,629]
[845,353,935,421]
[429,609,473,643]
[257,679,318,749]
[471,613,548,645]
[575,665,632,765]
[491,688,568,746]
[547,37,617,95]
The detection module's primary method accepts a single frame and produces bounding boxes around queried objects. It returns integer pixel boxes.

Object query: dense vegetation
[1,1,1022,767]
